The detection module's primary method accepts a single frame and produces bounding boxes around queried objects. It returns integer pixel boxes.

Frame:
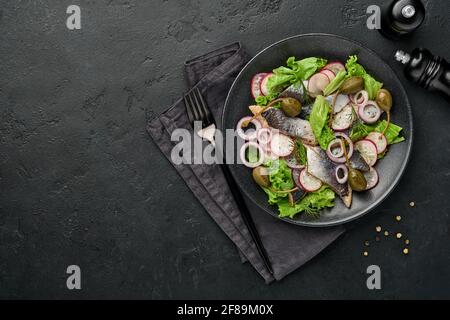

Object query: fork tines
[184,87,215,128]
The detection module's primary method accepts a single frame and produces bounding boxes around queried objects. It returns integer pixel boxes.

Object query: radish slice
[320,69,336,81]
[332,104,355,131]
[358,100,381,124]
[323,61,345,75]
[299,169,322,192]
[327,138,345,159]
[292,169,303,189]
[251,73,268,98]
[364,167,379,190]
[260,73,273,96]
[308,73,330,97]
[270,133,294,157]
[236,116,261,141]
[335,164,349,184]
[256,128,272,146]
[355,139,378,166]
[366,132,387,154]
[240,142,265,168]
[285,153,305,170]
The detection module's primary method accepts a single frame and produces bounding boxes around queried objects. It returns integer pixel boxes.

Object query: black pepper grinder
[395,48,450,100]
[379,0,425,39]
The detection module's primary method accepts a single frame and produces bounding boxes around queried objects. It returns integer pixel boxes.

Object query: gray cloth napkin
[147,42,345,283]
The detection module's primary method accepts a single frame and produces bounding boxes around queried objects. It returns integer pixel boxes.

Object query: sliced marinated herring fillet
[306,146,351,206]
[261,108,317,145]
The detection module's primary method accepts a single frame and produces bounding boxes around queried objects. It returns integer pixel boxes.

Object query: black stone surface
[0,0,449,299]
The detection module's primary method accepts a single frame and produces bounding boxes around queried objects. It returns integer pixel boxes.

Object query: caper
[252,166,270,188]
[280,97,302,117]
[348,167,367,191]
[376,88,392,113]
[376,88,393,135]
[288,193,294,207]
[340,76,364,94]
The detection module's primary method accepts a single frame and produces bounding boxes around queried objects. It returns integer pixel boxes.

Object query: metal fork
[184,87,273,275]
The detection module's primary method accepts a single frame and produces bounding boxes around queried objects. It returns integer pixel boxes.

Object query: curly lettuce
[264,186,335,218]
[266,159,294,191]
[266,56,327,95]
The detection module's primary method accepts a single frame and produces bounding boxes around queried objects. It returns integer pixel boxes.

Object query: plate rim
[222,33,413,227]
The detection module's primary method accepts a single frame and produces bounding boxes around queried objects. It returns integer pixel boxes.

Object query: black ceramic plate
[222,34,413,227]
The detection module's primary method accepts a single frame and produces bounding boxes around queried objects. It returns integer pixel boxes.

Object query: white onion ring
[256,128,272,146]
[335,164,349,184]
[236,117,262,141]
[329,132,354,163]
[354,90,369,107]
[239,142,265,168]
[326,138,345,161]
[358,100,381,124]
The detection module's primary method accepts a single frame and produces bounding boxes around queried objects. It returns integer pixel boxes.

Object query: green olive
[376,88,393,113]
[340,76,364,94]
[280,98,302,117]
[252,166,270,188]
[348,167,367,192]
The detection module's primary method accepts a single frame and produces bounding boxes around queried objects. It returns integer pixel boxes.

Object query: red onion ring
[354,90,369,107]
[326,138,345,161]
[335,164,349,184]
[264,150,278,161]
[328,132,354,163]
[349,93,356,104]
[358,100,381,124]
[236,116,261,141]
[239,141,265,168]
[256,128,272,145]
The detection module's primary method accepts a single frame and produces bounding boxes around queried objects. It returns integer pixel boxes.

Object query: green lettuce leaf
[373,120,405,144]
[276,186,335,218]
[286,56,328,80]
[266,159,294,191]
[323,70,347,96]
[349,119,405,145]
[266,56,327,95]
[363,74,383,101]
[309,95,335,149]
[255,92,278,106]
[345,55,383,99]
[349,120,374,142]
[345,55,366,76]
[263,187,287,205]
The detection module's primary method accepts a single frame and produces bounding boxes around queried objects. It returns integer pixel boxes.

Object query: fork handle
[219,162,274,275]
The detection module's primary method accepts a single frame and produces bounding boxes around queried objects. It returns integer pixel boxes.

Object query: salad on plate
[237,55,405,219]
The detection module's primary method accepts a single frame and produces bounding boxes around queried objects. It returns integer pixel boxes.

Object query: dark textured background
[0,0,449,299]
